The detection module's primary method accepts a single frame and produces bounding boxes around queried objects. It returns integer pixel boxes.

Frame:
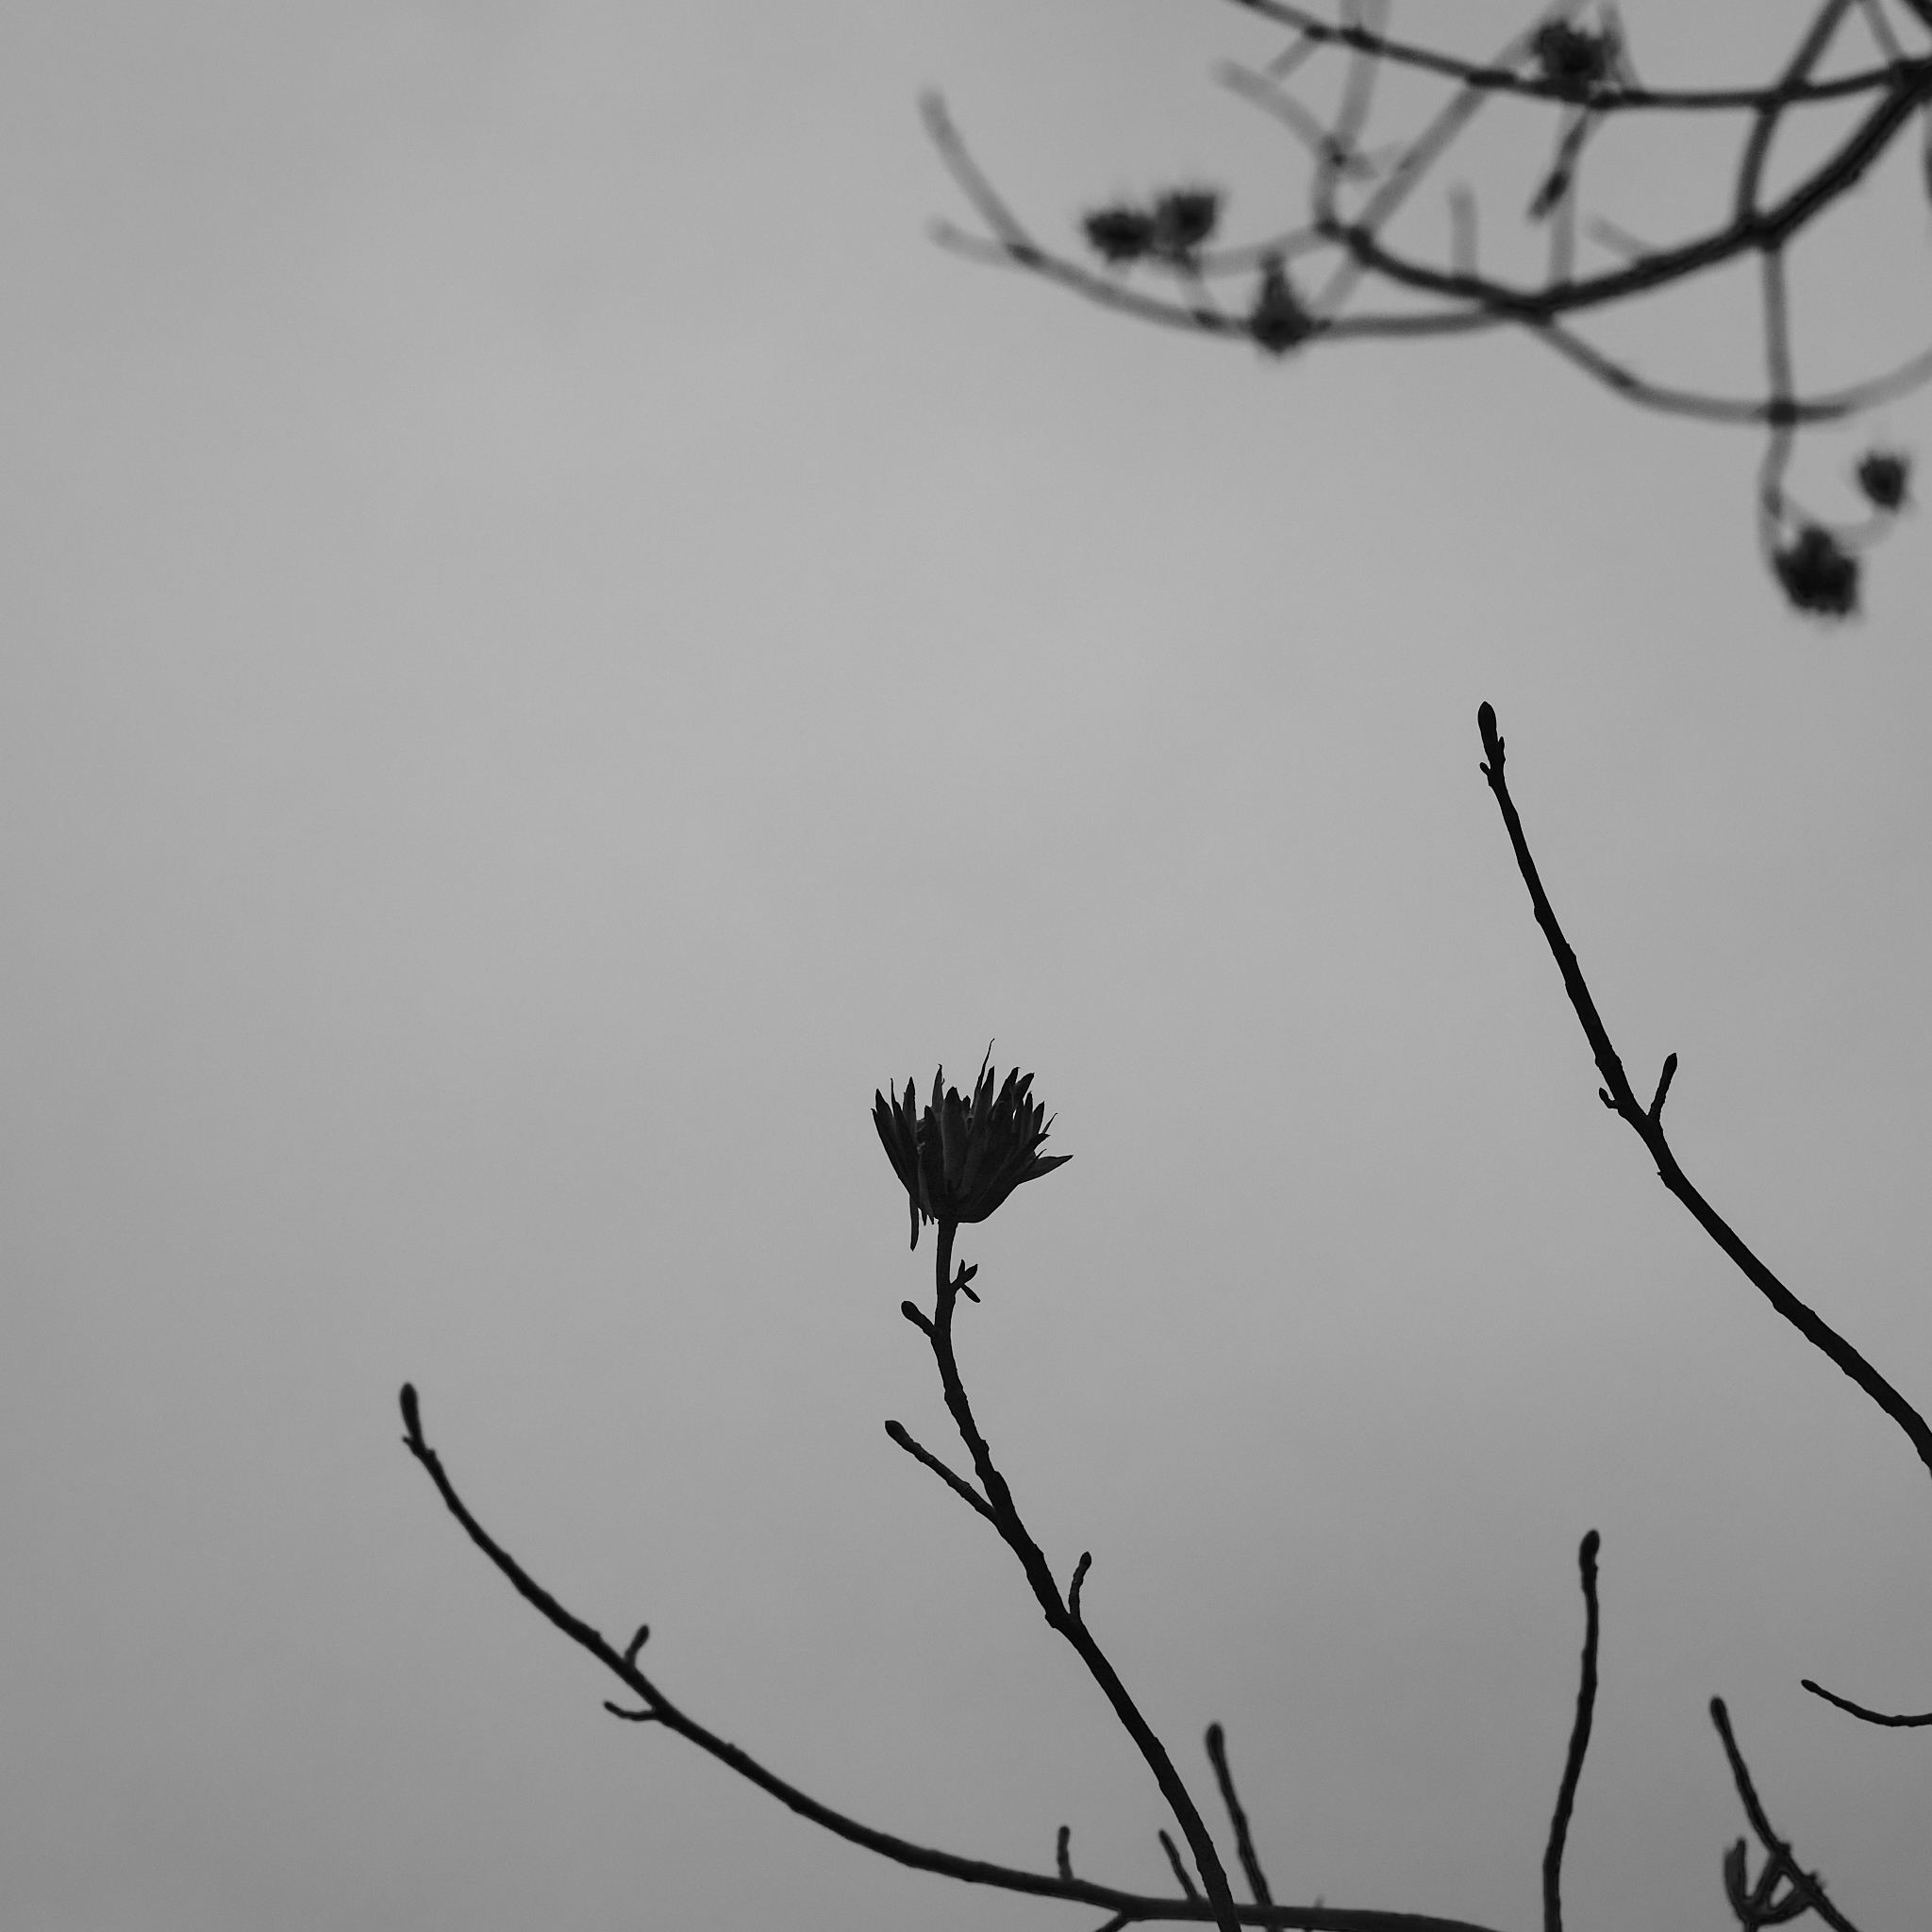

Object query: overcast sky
[6,4,1932,1929]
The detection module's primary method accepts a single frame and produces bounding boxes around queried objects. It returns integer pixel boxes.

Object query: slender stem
[927,1223,1246,1932]
[1800,1676,1932,1725]
[398,1385,1498,1931]
[1541,1530,1601,1932]
[1474,705,1932,1487]
[1709,1699,1863,1932]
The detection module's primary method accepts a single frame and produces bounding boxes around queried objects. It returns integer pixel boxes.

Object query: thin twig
[1474,705,1932,1488]
[400,1382,1507,1931]
[1710,1698,1863,1932]
[1800,1677,1932,1726]
[1222,0,1907,109]
[922,1222,1246,1932]
[1160,1829,1203,1902]
[1541,1530,1601,1932]
[885,1419,998,1523]
[1206,1723,1274,1910]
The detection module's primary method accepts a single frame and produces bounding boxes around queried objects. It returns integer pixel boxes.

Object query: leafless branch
[1800,1676,1932,1726]
[1541,1529,1601,1932]
[1710,1698,1861,1931]
[397,1379,1507,1932]
[927,2,1932,610]
[1206,1722,1274,1910]
[1474,704,1932,1721]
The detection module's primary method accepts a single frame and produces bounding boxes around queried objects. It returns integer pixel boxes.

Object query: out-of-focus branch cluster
[924,1,1932,615]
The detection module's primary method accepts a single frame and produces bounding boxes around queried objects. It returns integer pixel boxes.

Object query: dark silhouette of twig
[399,1381,1500,1932]
[1541,1529,1600,1932]
[1800,1677,1932,1726]
[1206,1722,1274,1910]
[1161,1828,1204,1902]
[918,1221,1245,1932]
[926,3,1932,609]
[884,1418,997,1522]
[1474,703,1932,1479]
[1710,1697,1861,1931]
[1474,702,1932,1721]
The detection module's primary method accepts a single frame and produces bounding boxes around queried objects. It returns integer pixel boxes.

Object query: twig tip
[399,1382,421,1440]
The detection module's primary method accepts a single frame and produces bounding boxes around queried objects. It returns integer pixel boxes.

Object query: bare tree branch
[1710,1698,1862,1931]
[928,3,1932,610]
[1541,1529,1601,1932]
[397,1381,1507,1932]
[1800,1677,1932,1726]
[1474,704,1932,1484]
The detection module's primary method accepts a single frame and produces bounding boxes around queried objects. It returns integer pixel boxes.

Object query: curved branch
[1800,1677,1932,1726]
[1223,0,1913,110]
[923,1223,1246,1932]
[1473,705,1932,1487]
[397,1383,1499,1932]
[1541,1530,1600,1932]
[1710,1698,1862,1932]
[1325,64,1932,320]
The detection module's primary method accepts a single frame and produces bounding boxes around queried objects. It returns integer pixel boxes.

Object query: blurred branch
[927,2,1932,610]
[917,1223,1246,1932]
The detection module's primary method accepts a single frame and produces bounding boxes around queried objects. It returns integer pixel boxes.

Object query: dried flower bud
[1856,449,1910,513]
[1083,204,1158,265]
[1249,257,1313,355]
[1773,525,1859,617]
[1150,188,1222,262]
[874,1053,1070,1249]
[1534,22,1614,99]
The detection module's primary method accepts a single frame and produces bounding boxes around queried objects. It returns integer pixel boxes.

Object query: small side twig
[1541,1530,1602,1932]
[1800,1677,1932,1726]
[1158,1828,1202,1901]
[1070,1550,1094,1622]
[885,1419,998,1523]
[1474,702,1932,1491]
[1710,1698,1861,1932]
[1205,1722,1274,1910]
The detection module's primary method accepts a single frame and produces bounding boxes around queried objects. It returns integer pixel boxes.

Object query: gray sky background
[5,4,1932,1928]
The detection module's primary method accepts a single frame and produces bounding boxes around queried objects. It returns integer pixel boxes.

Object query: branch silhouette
[926,2,1930,612]
[398,1382,1504,1931]
[1474,700,1932,1728]
[395,704,1924,1924]
[1541,1530,1600,1932]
